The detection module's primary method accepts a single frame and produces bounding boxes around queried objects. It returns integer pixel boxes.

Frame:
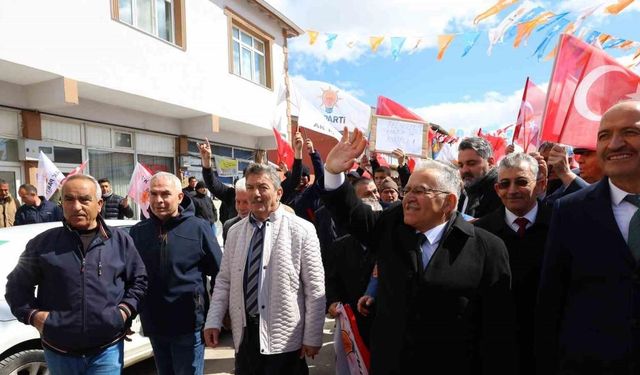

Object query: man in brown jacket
[0,179,17,227]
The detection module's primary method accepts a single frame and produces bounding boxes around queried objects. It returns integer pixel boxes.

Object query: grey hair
[414,159,462,199]
[459,137,493,159]
[498,152,539,177]
[244,163,281,189]
[62,174,102,202]
[234,177,247,192]
[150,172,183,192]
[362,197,383,212]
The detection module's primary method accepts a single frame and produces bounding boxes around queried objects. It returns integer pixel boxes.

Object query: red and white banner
[127,163,153,218]
[334,303,370,375]
[541,33,640,150]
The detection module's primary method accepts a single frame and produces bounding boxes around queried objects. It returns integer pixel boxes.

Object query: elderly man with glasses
[474,152,551,375]
[319,128,516,375]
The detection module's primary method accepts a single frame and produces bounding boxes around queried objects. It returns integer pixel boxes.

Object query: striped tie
[624,194,640,261]
[245,219,265,316]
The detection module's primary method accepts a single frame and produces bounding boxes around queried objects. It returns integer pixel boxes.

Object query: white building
[0,0,302,199]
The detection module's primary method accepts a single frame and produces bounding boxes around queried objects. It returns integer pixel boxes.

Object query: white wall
[0,0,288,137]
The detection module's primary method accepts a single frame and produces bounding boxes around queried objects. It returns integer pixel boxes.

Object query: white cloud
[411,88,526,136]
[270,0,508,64]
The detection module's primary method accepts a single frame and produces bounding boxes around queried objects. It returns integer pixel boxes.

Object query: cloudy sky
[269,0,640,135]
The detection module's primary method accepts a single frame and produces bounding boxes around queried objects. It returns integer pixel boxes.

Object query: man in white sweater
[204,163,325,375]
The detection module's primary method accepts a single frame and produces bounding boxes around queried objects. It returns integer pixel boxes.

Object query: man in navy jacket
[5,174,147,374]
[15,183,63,225]
[130,172,221,375]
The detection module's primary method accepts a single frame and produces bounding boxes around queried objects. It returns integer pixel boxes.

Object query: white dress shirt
[504,203,538,233]
[609,179,639,243]
[324,168,345,190]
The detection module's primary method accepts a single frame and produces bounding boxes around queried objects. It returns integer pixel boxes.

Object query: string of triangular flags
[302,0,640,67]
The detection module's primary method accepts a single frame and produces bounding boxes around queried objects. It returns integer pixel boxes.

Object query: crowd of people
[3,99,640,375]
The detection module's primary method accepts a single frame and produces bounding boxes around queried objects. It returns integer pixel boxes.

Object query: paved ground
[123,319,336,375]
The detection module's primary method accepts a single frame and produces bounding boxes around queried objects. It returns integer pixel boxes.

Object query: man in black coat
[321,128,516,375]
[475,152,551,375]
[536,101,640,374]
[457,137,503,219]
[98,178,134,220]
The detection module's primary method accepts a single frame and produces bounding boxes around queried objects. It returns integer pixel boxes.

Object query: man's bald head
[597,100,640,192]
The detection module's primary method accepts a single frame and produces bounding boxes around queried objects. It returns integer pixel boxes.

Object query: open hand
[325,127,367,174]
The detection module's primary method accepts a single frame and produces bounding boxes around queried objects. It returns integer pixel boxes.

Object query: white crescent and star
[573,64,631,121]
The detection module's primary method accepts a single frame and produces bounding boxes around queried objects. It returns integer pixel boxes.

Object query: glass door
[0,166,23,204]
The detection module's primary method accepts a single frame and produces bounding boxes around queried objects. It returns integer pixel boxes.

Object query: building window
[114,131,133,148]
[138,154,174,174]
[112,0,185,48]
[54,147,83,164]
[232,26,266,86]
[89,150,135,197]
[225,8,273,89]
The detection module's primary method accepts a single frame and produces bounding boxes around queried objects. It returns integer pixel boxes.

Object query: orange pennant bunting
[369,36,384,53]
[307,30,319,45]
[618,40,635,49]
[605,0,635,15]
[598,33,612,44]
[473,0,520,25]
[437,34,456,60]
[513,11,554,48]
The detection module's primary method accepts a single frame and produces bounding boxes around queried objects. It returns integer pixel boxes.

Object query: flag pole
[513,76,530,146]
[538,34,564,148]
[282,29,295,138]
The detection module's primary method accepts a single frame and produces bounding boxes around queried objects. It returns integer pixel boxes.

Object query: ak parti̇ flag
[127,162,153,218]
[272,127,294,170]
[513,77,546,153]
[541,34,640,150]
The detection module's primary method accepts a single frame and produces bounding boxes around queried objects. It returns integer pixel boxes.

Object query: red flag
[61,159,89,184]
[541,34,640,150]
[272,127,294,170]
[513,77,546,153]
[407,157,417,173]
[478,129,508,162]
[376,96,425,121]
[375,153,390,167]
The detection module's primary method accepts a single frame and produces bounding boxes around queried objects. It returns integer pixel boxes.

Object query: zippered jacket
[5,217,148,354]
[129,195,222,336]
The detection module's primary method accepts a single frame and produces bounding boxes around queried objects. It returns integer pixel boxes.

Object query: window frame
[111,0,186,49]
[224,7,273,90]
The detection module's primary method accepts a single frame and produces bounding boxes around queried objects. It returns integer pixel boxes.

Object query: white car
[0,221,153,375]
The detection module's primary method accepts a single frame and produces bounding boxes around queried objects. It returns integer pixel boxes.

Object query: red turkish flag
[541,34,640,150]
[478,129,508,162]
[272,127,294,170]
[376,96,425,121]
[513,77,546,153]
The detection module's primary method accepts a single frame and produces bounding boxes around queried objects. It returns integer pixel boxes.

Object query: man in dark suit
[321,128,516,375]
[536,100,640,374]
[475,152,551,375]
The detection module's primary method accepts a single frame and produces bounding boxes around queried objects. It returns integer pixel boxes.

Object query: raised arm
[320,128,380,247]
[199,138,236,203]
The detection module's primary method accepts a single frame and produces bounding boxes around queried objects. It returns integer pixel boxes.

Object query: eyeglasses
[496,178,533,190]
[402,186,450,197]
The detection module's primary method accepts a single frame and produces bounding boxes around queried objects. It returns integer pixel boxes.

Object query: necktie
[514,217,529,238]
[418,233,429,270]
[624,195,640,261]
[245,219,265,316]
